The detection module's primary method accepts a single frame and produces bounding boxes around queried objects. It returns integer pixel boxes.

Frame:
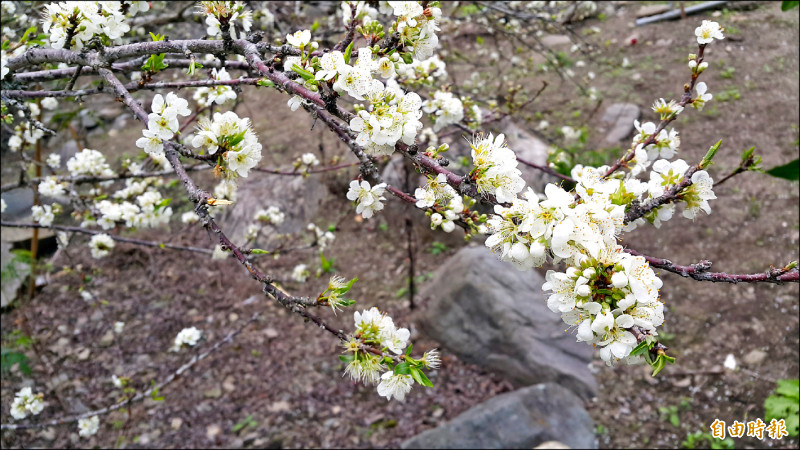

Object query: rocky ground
[1,1,798,449]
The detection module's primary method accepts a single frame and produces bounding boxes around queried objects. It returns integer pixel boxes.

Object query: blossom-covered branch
[625,248,799,284]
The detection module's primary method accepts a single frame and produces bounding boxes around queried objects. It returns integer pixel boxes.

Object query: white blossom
[376,371,413,401]
[346,180,387,219]
[78,416,100,437]
[171,326,202,351]
[89,233,115,259]
[695,20,724,45]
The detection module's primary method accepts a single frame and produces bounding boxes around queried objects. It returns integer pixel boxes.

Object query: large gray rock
[499,119,560,192]
[601,103,640,143]
[218,172,329,247]
[401,383,597,449]
[417,246,596,398]
[1,241,29,307]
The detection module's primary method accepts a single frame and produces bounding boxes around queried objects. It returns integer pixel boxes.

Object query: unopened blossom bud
[510,242,529,262]
[582,268,594,279]
[430,213,443,226]
[697,62,708,73]
[566,267,580,278]
[529,241,546,259]
[688,60,697,70]
[611,272,628,288]
[576,285,592,297]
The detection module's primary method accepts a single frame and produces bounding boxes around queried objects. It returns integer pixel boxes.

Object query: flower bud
[566,267,580,278]
[529,241,545,258]
[576,285,592,297]
[582,268,594,279]
[510,242,529,262]
[430,213,443,226]
[611,272,628,288]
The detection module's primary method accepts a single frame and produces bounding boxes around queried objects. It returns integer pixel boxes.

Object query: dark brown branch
[0,221,214,255]
[624,248,799,284]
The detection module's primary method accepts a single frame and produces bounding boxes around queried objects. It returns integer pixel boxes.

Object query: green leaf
[765,378,800,436]
[405,344,413,357]
[257,79,276,87]
[311,20,320,32]
[765,158,799,181]
[250,249,269,255]
[335,277,358,294]
[782,1,799,11]
[10,249,33,265]
[776,378,800,400]
[401,52,413,64]
[343,41,354,64]
[291,64,315,81]
[629,341,651,357]
[338,354,354,363]
[1,348,32,376]
[700,139,722,169]
[320,252,333,273]
[394,362,411,375]
[476,36,484,45]
[153,197,171,212]
[409,367,434,387]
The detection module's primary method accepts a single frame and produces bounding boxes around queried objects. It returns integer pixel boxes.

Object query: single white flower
[89,234,115,259]
[286,29,311,47]
[376,371,413,401]
[171,327,202,351]
[695,20,724,45]
[78,416,100,437]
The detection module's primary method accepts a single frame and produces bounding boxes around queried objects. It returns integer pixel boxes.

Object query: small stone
[672,377,692,388]
[601,103,640,143]
[90,309,104,321]
[636,4,671,18]
[99,330,115,347]
[264,328,279,339]
[743,349,767,366]
[535,442,572,449]
[268,400,290,413]
[228,313,239,322]
[203,386,223,398]
[223,376,236,392]
[206,424,222,440]
[331,405,342,414]
[76,347,91,360]
[171,417,183,430]
[41,428,57,440]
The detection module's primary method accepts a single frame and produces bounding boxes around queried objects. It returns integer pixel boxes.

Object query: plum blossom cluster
[92,186,174,230]
[136,93,192,158]
[422,90,464,132]
[346,180,387,219]
[254,206,285,226]
[192,111,263,179]
[414,173,467,233]
[469,133,525,203]
[543,245,665,365]
[394,55,448,86]
[341,307,438,401]
[193,68,237,107]
[307,223,336,250]
[41,1,147,50]
[9,387,45,420]
[475,22,723,369]
[199,1,252,40]
[389,1,442,60]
